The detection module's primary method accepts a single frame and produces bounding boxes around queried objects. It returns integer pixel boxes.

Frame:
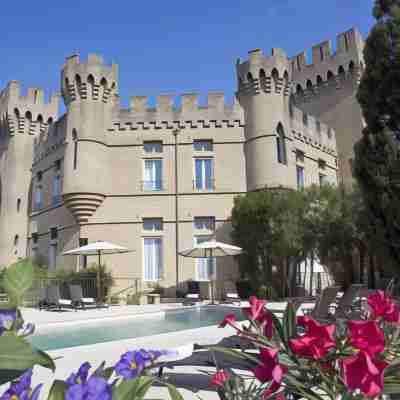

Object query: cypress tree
[354,0,400,269]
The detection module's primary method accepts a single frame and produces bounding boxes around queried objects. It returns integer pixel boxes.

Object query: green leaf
[165,382,185,400]
[47,380,69,400]
[283,301,297,344]
[211,346,260,365]
[135,376,156,399]
[101,366,114,381]
[0,334,55,383]
[383,383,400,394]
[112,378,141,400]
[270,311,285,344]
[0,369,25,385]
[3,260,34,306]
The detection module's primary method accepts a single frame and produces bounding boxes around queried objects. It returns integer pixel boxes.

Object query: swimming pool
[28,307,244,351]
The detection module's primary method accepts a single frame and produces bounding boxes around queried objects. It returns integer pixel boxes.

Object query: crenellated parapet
[108,92,244,132]
[291,27,364,102]
[290,106,336,156]
[61,54,118,107]
[0,80,59,137]
[236,48,291,97]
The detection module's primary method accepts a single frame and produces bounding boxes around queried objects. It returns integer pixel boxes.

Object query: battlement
[108,92,244,131]
[0,80,59,137]
[61,53,119,106]
[290,105,336,155]
[290,27,364,89]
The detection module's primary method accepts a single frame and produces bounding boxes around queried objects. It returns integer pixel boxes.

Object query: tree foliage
[354,0,400,270]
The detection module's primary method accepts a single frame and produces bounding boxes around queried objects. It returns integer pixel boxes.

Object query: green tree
[354,0,400,271]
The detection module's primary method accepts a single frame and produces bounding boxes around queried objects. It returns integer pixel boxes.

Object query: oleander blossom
[114,349,169,380]
[0,369,42,400]
[219,313,237,329]
[290,316,336,360]
[341,350,388,397]
[242,296,274,338]
[65,362,111,400]
[348,320,385,356]
[367,290,400,323]
[210,370,230,388]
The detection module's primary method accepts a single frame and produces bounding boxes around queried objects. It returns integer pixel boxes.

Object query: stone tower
[61,54,118,224]
[290,27,365,188]
[236,48,295,191]
[0,81,58,266]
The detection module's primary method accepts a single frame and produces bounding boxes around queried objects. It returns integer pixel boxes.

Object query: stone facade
[0,27,364,297]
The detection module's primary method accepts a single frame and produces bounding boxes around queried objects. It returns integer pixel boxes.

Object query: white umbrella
[63,241,132,301]
[179,240,242,304]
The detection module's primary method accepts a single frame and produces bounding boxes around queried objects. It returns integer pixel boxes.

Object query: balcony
[192,179,216,191]
[141,180,163,192]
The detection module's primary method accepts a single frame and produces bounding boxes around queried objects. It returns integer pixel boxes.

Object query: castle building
[0,28,364,296]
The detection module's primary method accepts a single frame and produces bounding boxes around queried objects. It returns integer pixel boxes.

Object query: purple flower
[0,369,43,400]
[0,309,17,335]
[64,362,111,400]
[114,351,148,380]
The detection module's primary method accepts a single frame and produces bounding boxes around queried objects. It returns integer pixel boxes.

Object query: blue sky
[0,0,375,111]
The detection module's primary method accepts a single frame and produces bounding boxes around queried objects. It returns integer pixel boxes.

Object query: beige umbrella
[63,241,133,302]
[179,240,242,304]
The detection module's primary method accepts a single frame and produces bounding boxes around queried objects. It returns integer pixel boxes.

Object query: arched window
[344,34,349,51]
[47,117,53,125]
[276,123,287,165]
[327,71,334,82]
[247,72,254,82]
[338,66,345,78]
[259,69,266,80]
[72,129,78,170]
[75,74,82,98]
[306,80,313,91]
[296,84,304,96]
[17,198,21,212]
[317,75,323,86]
[14,234,19,246]
[25,111,32,121]
[87,74,95,98]
[349,61,355,74]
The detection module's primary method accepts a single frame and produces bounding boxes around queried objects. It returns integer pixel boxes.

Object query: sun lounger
[69,284,98,309]
[302,286,340,321]
[46,284,74,311]
[331,284,367,319]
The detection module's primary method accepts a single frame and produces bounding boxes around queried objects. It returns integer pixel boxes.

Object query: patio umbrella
[63,241,132,302]
[179,240,242,304]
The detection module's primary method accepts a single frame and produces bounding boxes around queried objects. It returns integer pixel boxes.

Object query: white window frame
[194,216,215,232]
[142,158,163,191]
[143,237,163,282]
[193,157,214,190]
[142,218,163,232]
[194,235,216,281]
[143,141,163,154]
[193,139,213,152]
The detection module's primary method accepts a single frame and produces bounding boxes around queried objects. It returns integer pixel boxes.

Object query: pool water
[28,307,244,351]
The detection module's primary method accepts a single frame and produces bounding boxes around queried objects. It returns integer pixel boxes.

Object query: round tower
[61,54,118,224]
[236,48,296,191]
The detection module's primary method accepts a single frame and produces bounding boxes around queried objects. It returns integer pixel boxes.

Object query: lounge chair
[331,284,367,319]
[221,292,243,305]
[183,293,202,306]
[302,286,340,321]
[46,284,74,311]
[69,284,97,309]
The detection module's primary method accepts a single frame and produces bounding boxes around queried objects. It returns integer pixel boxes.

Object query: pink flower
[210,370,230,388]
[253,348,286,396]
[367,290,400,323]
[341,351,388,397]
[348,320,385,356]
[243,296,267,321]
[219,313,237,328]
[290,317,336,360]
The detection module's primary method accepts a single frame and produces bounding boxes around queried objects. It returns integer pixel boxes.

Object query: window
[276,124,287,165]
[31,233,39,263]
[50,227,58,240]
[193,140,213,152]
[17,198,21,212]
[144,141,163,153]
[143,159,162,191]
[143,237,163,281]
[143,218,163,231]
[195,235,216,281]
[55,159,61,171]
[79,238,88,269]
[319,173,328,186]
[318,159,326,170]
[296,166,305,190]
[296,150,305,163]
[34,172,43,210]
[72,130,78,170]
[49,242,57,270]
[32,233,38,245]
[194,217,215,231]
[194,158,214,190]
[14,234,19,246]
[52,175,61,204]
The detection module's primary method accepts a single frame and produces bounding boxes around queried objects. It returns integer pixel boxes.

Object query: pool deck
[4,301,312,399]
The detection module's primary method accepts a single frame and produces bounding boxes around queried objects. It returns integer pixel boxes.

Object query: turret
[236,48,296,191]
[61,54,118,224]
[0,81,59,266]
